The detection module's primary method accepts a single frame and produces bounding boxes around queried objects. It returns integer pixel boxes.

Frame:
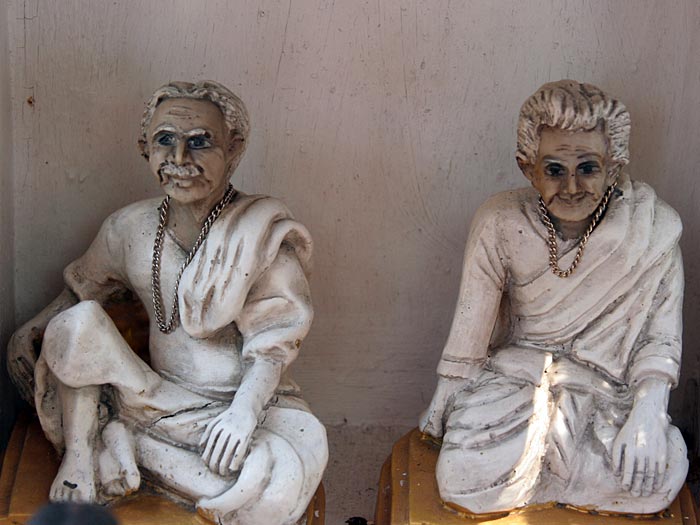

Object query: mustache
[157,162,203,183]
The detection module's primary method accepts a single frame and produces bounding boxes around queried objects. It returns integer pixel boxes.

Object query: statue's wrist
[228,396,262,418]
[631,376,671,418]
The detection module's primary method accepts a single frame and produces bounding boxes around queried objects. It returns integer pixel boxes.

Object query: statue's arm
[200,244,312,475]
[612,244,684,496]
[7,210,128,403]
[420,206,507,438]
[7,288,79,403]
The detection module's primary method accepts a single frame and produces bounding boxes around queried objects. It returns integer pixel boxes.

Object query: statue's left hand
[200,406,258,476]
[612,382,670,497]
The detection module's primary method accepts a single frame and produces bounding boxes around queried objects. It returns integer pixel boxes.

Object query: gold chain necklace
[151,184,236,333]
[538,181,617,278]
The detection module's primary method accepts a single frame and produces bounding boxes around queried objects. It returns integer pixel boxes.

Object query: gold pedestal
[0,413,324,525]
[375,429,697,525]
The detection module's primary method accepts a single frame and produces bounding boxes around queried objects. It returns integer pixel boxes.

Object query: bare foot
[98,421,140,497]
[50,449,97,502]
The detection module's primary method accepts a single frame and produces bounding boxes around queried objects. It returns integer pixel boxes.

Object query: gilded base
[375,428,697,525]
[0,413,324,525]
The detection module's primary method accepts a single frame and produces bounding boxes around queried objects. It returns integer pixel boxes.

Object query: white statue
[420,80,687,515]
[8,81,328,525]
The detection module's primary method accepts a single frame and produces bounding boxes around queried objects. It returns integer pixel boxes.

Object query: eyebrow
[542,155,563,163]
[183,129,212,138]
[151,125,178,138]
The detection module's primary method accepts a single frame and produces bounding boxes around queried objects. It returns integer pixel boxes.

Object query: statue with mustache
[7,81,328,525]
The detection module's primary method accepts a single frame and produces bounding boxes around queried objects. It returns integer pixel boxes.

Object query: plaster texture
[0,0,17,454]
[3,0,700,441]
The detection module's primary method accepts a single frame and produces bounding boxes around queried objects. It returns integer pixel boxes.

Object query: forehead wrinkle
[577,152,604,160]
[163,104,202,116]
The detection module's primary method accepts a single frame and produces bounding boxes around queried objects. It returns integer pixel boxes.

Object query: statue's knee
[67,300,109,325]
[46,300,107,338]
[43,301,109,373]
[666,426,689,482]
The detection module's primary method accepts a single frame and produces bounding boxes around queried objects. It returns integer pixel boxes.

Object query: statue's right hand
[200,405,258,476]
[419,376,468,439]
[6,325,42,403]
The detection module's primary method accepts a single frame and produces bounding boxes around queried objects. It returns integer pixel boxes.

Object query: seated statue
[7,80,328,525]
[419,80,687,515]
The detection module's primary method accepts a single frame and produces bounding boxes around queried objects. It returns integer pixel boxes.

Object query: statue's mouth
[555,193,588,205]
[158,162,204,187]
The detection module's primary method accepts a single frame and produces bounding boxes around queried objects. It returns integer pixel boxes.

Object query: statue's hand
[7,325,43,404]
[612,399,669,497]
[200,405,258,476]
[419,376,468,439]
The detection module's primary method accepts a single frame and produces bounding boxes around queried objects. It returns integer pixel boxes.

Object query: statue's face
[525,127,614,223]
[147,98,233,204]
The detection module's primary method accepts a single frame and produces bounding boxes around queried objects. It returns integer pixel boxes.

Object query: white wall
[7,0,700,430]
[0,0,16,448]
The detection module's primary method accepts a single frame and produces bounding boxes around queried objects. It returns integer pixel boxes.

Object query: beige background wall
[5,0,700,435]
[0,0,16,450]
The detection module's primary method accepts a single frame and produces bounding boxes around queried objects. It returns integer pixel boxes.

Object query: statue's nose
[174,141,188,165]
[563,173,580,195]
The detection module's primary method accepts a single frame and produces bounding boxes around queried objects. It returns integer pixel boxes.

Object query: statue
[419,80,687,515]
[7,81,328,525]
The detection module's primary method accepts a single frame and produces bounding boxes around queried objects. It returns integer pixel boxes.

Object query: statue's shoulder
[100,197,162,233]
[630,178,682,236]
[228,192,295,218]
[471,187,534,229]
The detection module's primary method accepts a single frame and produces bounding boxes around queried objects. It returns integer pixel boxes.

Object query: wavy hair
[516,80,631,173]
[138,80,250,164]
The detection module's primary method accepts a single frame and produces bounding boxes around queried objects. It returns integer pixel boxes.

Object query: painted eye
[577,162,601,176]
[156,133,176,147]
[187,135,212,149]
[545,163,566,177]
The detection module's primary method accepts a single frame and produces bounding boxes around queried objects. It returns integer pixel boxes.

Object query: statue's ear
[517,157,533,181]
[228,130,246,155]
[606,162,621,185]
[138,138,150,160]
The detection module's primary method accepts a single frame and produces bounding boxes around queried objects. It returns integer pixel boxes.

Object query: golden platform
[0,413,325,525]
[375,429,697,525]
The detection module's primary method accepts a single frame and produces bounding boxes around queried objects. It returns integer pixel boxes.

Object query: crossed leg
[38,300,328,524]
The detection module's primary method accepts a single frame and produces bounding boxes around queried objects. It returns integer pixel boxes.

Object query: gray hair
[516,80,631,171]
[138,80,250,160]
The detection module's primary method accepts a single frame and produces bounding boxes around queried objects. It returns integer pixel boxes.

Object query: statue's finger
[621,453,636,490]
[630,457,647,497]
[640,458,655,497]
[228,440,246,472]
[219,439,240,476]
[200,417,222,447]
[612,442,624,476]
[208,433,231,472]
[202,425,223,463]
[653,456,666,492]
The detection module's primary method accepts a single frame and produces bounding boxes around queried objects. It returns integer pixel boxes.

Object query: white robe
[433,175,687,514]
[35,192,328,525]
